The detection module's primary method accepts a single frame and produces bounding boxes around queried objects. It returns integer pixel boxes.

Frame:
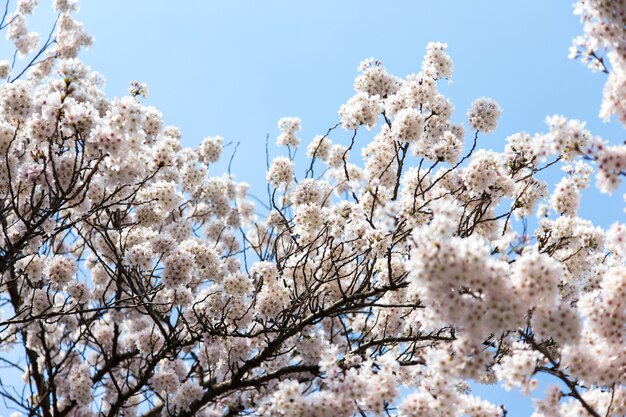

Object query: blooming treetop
[0,1,624,417]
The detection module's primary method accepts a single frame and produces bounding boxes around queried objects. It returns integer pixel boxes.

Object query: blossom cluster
[0,1,623,417]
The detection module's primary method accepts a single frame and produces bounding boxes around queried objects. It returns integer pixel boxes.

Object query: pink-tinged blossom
[338,91,381,130]
[467,97,501,133]
[267,155,294,187]
[0,3,623,417]
[392,108,425,143]
[422,41,454,80]
[276,116,301,147]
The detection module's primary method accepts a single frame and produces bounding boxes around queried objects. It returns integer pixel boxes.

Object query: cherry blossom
[0,1,623,417]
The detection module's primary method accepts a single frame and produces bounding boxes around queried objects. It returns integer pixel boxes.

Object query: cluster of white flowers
[128,80,149,98]
[201,137,227,166]
[571,0,626,120]
[0,80,33,121]
[306,133,332,159]
[6,7,40,57]
[162,249,195,289]
[44,256,77,287]
[511,250,562,308]
[531,302,581,345]
[362,126,398,188]
[338,91,382,130]
[68,363,93,406]
[259,355,401,417]
[410,232,526,340]
[54,6,93,59]
[568,2,626,204]
[290,178,328,206]
[354,58,401,98]
[544,115,591,160]
[607,222,626,259]
[462,149,514,197]
[398,373,503,417]
[421,41,454,79]
[592,137,626,193]
[30,288,51,315]
[0,2,624,417]
[550,177,580,216]
[424,129,463,163]
[137,180,183,217]
[0,60,11,79]
[391,108,425,143]
[493,344,542,394]
[559,266,626,388]
[172,380,204,413]
[467,97,502,133]
[267,156,294,187]
[384,72,436,117]
[276,116,301,147]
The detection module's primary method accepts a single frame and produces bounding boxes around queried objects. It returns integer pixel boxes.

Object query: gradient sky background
[1,1,625,416]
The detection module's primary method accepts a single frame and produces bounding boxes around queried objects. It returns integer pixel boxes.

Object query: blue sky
[1,1,624,416]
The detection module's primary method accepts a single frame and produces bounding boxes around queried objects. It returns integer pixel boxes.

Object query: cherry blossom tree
[0,1,624,416]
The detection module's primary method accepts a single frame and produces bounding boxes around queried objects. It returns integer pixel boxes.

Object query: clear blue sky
[1,1,624,416]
